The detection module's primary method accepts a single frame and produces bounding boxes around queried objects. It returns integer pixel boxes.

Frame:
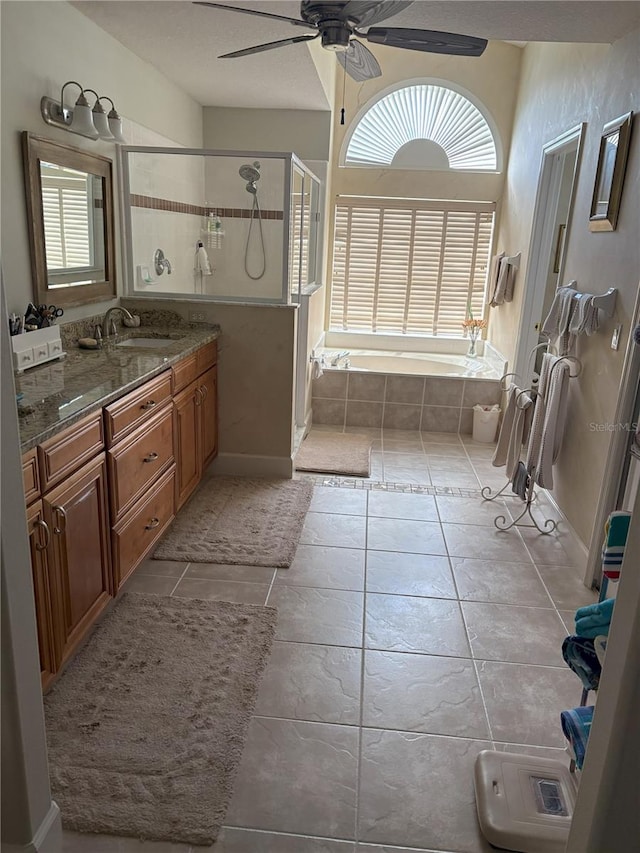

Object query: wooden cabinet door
[44,453,112,667]
[26,501,57,689]
[199,365,218,469]
[174,381,201,510]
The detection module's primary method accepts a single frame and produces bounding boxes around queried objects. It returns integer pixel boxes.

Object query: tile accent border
[130,194,284,220]
[296,473,483,495]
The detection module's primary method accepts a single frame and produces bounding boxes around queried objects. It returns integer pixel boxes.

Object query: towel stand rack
[481,355,583,533]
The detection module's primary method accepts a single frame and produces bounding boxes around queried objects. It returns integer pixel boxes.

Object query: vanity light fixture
[40,81,127,143]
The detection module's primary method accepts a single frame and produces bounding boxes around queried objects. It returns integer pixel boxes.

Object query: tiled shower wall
[312,371,501,433]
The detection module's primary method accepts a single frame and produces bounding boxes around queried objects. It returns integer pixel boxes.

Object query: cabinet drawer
[196,340,217,374]
[112,465,176,588]
[38,411,104,492]
[107,403,174,521]
[172,353,199,394]
[22,448,41,504]
[104,372,172,446]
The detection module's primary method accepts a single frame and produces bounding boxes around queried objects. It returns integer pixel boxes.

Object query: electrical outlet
[611,324,622,350]
[189,310,207,322]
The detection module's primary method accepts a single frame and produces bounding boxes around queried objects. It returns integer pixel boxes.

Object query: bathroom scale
[474,750,578,853]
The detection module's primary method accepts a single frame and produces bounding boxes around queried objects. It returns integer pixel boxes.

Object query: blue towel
[575,617,611,639]
[575,598,615,623]
[560,706,594,770]
[562,636,601,691]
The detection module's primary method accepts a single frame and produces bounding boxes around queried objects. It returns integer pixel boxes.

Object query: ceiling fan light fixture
[320,24,351,51]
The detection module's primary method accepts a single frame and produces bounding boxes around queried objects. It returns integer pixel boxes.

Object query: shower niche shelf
[121,147,322,305]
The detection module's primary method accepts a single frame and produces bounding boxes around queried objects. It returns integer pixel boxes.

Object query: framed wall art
[589,111,633,232]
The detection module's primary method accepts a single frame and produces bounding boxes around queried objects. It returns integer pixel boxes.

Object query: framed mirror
[22,132,116,308]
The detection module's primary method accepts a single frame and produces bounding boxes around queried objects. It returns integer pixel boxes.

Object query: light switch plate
[611,324,622,350]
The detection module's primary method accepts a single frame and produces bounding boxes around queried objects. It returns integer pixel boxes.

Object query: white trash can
[472,404,501,443]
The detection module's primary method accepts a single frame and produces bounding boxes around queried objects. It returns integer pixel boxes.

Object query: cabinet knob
[140,400,157,410]
[200,384,208,401]
[143,452,159,463]
[145,517,160,530]
[34,519,50,550]
[52,505,67,535]
[194,387,203,406]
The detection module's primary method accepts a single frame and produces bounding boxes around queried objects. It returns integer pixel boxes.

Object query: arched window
[342,81,500,172]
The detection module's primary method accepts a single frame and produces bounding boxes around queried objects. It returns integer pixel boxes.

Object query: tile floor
[62,430,596,853]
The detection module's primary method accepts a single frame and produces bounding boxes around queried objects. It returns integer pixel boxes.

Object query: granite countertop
[16,317,220,452]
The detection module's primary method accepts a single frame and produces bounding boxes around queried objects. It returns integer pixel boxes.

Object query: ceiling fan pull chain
[341,61,347,125]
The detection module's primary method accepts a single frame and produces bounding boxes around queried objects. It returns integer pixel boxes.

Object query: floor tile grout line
[458,597,495,742]
[354,490,371,844]
[263,568,278,607]
[169,562,191,596]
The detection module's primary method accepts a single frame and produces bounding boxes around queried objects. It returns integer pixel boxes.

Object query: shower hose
[244,192,266,280]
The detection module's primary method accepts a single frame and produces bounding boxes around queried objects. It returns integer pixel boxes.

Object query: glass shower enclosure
[120,147,321,304]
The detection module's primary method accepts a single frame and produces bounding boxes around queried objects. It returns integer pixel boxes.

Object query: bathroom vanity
[17,325,219,689]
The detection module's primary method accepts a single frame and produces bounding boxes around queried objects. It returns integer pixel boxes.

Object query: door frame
[513,123,586,382]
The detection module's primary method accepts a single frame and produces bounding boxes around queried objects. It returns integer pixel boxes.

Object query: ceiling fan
[192,1,488,82]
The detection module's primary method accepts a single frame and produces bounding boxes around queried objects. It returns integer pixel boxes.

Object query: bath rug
[296,430,371,476]
[154,474,313,566]
[44,593,277,846]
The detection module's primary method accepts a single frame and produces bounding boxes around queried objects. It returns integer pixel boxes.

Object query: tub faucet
[154,248,172,275]
[330,350,350,367]
[101,306,135,338]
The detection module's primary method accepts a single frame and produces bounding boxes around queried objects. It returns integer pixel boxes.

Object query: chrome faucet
[154,248,172,276]
[101,306,135,338]
[330,350,350,367]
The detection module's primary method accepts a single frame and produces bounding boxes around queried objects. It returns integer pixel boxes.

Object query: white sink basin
[116,337,177,349]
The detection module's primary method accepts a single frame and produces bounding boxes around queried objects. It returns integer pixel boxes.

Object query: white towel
[492,384,533,479]
[507,389,534,479]
[492,384,516,469]
[525,353,553,479]
[490,256,517,306]
[194,244,212,275]
[542,282,581,355]
[311,358,324,380]
[535,358,570,488]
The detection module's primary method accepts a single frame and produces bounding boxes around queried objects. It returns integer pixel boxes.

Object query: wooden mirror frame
[22,132,116,308]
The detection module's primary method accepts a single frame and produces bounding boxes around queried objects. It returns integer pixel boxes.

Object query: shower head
[239,161,261,183]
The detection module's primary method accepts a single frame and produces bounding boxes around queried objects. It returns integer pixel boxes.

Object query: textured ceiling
[73,1,640,110]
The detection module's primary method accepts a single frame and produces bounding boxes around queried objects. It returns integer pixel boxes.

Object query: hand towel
[194,243,212,275]
[542,282,578,355]
[490,256,517,306]
[560,706,594,770]
[512,460,529,500]
[575,598,615,624]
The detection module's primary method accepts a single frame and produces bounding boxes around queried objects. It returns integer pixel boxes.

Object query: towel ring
[515,388,534,408]
[550,354,583,379]
[500,371,521,391]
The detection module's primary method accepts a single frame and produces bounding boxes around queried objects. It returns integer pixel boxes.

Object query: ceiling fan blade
[343,0,413,28]
[219,32,319,59]
[193,2,313,29]
[365,27,487,56]
[337,39,381,82]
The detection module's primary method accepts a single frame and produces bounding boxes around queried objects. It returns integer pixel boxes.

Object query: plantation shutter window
[330,198,494,336]
[40,164,94,271]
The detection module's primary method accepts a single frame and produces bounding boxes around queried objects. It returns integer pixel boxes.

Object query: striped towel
[601,511,631,579]
[560,706,594,770]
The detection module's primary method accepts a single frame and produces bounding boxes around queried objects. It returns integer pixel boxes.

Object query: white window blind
[41,168,92,270]
[330,198,494,336]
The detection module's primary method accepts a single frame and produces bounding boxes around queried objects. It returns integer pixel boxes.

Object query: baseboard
[210,452,293,479]
[542,489,590,563]
[2,802,62,853]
